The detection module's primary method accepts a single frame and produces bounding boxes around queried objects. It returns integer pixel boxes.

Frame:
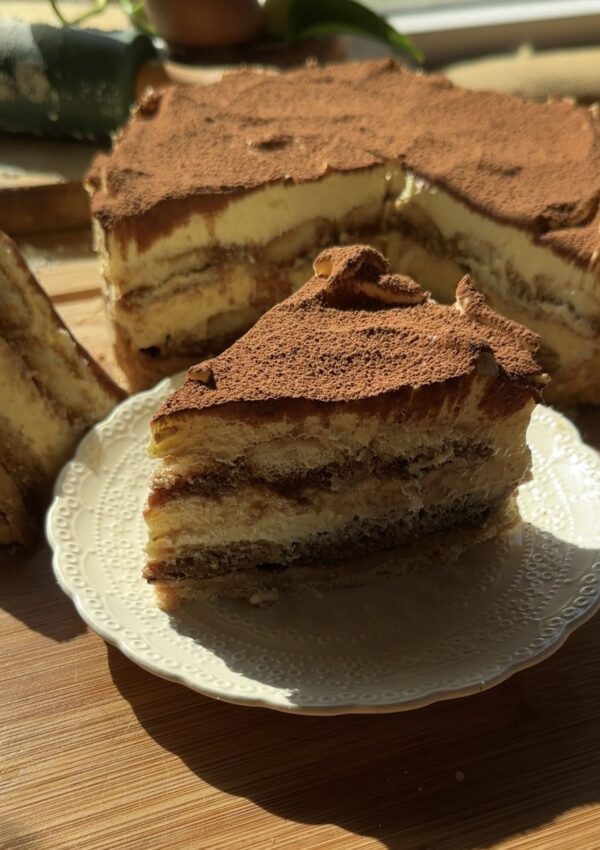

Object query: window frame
[385,1,600,66]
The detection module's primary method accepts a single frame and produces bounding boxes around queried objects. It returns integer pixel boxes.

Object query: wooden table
[2,234,600,850]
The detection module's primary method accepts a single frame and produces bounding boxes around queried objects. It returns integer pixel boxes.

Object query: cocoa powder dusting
[154,246,543,420]
[91,60,600,265]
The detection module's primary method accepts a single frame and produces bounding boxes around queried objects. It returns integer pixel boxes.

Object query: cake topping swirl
[313,246,429,307]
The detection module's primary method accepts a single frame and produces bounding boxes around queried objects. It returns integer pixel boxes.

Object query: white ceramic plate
[47,376,600,715]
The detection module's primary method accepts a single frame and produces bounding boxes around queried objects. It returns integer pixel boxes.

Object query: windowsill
[388,0,600,66]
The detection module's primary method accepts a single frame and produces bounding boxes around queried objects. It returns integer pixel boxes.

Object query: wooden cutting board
[0,137,98,235]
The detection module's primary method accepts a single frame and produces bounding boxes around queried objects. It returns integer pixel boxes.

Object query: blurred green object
[0,23,157,140]
[266,0,422,61]
[48,0,110,27]
[48,0,154,35]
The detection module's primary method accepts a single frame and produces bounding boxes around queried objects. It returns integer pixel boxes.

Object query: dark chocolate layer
[145,494,493,581]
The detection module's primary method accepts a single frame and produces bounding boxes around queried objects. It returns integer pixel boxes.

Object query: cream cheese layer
[100,163,599,337]
[101,167,392,295]
[146,444,524,558]
[391,173,599,336]
[150,375,533,470]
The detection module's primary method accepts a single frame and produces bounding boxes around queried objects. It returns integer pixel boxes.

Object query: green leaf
[119,0,156,36]
[287,0,423,63]
[48,0,109,27]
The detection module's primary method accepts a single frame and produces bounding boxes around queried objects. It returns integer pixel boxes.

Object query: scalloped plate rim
[45,549,600,716]
[46,377,600,715]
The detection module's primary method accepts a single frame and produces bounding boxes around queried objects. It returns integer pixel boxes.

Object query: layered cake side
[89,60,600,403]
[144,246,545,607]
[0,232,124,545]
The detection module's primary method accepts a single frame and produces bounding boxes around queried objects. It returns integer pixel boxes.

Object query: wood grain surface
[2,236,600,850]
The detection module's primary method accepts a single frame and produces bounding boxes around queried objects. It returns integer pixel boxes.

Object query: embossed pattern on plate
[47,376,600,714]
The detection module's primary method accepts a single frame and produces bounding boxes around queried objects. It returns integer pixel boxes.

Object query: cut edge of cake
[0,231,125,546]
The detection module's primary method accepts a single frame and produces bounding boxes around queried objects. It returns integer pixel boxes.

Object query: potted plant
[49,0,421,65]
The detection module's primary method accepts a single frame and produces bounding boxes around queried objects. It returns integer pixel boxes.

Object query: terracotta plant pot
[145,0,264,48]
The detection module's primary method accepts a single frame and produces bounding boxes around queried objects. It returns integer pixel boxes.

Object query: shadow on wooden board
[109,612,600,850]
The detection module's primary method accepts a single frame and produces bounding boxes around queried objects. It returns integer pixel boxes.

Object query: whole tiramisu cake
[89,60,599,404]
[144,246,544,607]
[0,232,124,545]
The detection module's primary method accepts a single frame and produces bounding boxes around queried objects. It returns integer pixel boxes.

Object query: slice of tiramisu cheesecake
[89,60,599,404]
[144,246,544,607]
[0,232,124,545]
